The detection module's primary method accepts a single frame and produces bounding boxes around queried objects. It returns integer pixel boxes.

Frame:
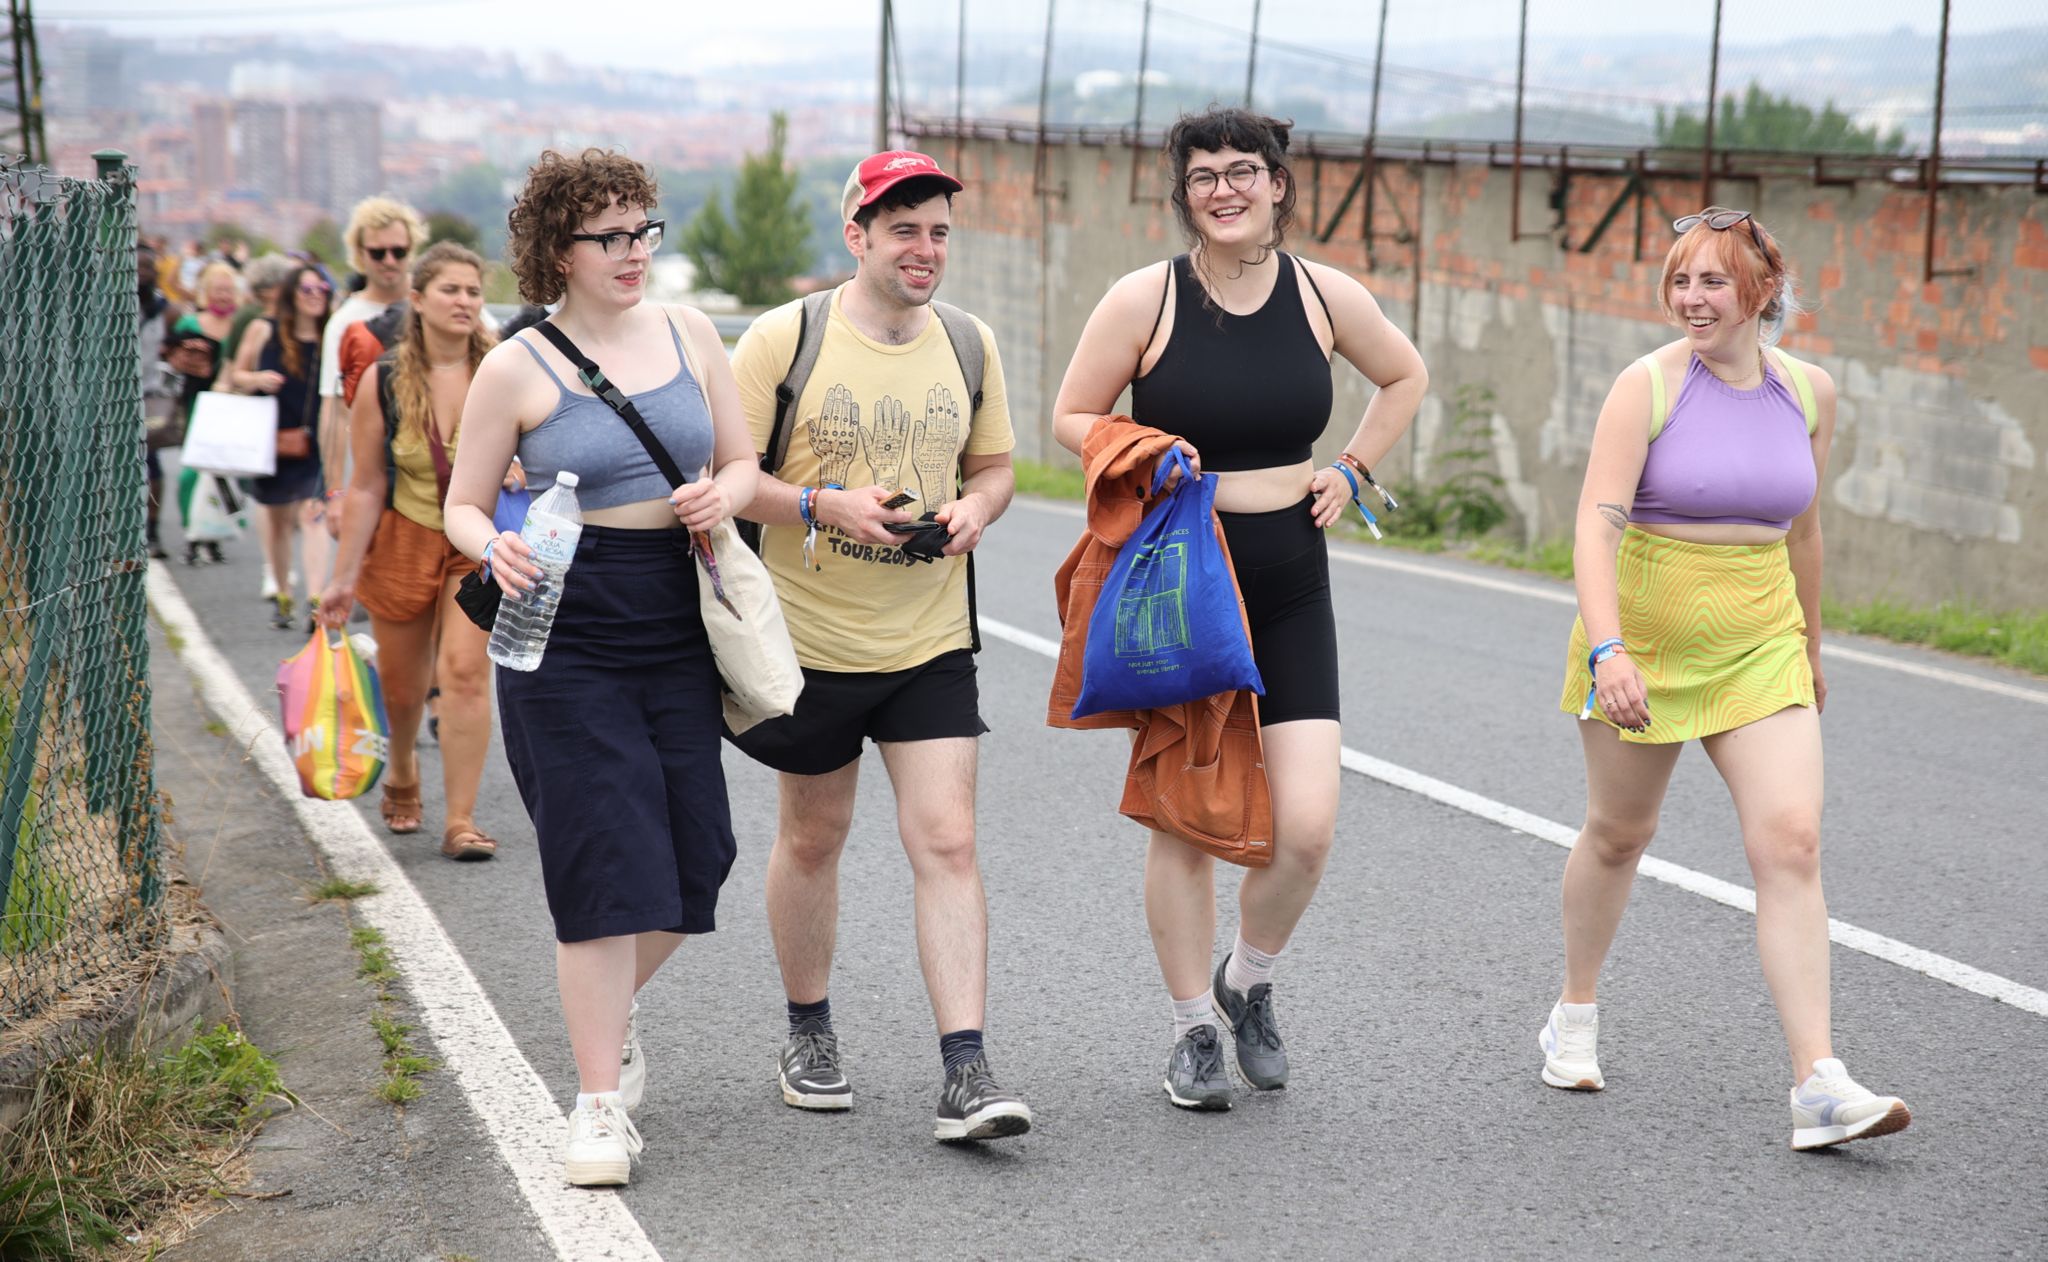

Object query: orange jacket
[1046,416,1273,867]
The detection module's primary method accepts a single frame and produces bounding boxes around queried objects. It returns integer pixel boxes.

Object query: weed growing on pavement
[201,719,228,738]
[352,927,398,985]
[368,1012,436,1103]
[0,1024,290,1260]
[308,876,377,903]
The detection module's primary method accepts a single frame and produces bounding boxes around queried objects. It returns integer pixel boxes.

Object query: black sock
[939,1028,983,1075]
[787,997,831,1034]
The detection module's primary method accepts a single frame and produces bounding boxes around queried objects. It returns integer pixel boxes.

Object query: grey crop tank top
[510,319,715,509]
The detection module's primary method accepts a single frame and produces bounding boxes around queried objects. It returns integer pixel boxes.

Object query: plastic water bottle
[487,471,584,672]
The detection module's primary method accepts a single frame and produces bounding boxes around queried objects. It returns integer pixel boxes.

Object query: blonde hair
[343,196,427,272]
[389,242,495,446]
[194,260,243,305]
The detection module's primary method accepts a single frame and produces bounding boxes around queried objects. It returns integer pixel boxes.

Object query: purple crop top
[1631,355,1817,531]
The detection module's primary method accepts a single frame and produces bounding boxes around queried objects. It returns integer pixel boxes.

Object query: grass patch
[201,719,228,738]
[308,877,377,903]
[1012,458,1084,501]
[1824,596,2048,677]
[0,1025,290,1260]
[1467,536,1575,581]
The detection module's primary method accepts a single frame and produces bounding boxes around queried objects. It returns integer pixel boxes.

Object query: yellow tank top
[389,423,453,532]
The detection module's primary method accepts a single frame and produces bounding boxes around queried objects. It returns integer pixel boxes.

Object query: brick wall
[935,135,2045,608]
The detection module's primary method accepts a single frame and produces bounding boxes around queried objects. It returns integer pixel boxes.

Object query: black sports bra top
[1127,252,1333,472]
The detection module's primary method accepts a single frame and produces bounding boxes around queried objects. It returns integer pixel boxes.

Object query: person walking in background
[319,197,428,543]
[444,148,757,1187]
[168,261,245,565]
[727,150,1033,1144]
[138,241,181,560]
[1543,207,1911,1151]
[1050,107,1426,1110]
[221,253,302,599]
[319,242,509,858]
[229,263,332,630]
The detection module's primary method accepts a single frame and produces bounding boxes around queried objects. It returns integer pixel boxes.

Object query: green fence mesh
[0,150,167,1025]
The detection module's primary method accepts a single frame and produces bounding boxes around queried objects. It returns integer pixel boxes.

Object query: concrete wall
[938,136,2047,608]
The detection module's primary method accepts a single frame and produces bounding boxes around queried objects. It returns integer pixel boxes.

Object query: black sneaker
[1213,956,1290,1089]
[778,1026,852,1111]
[1162,1023,1233,1110]
[934,1055,1032,1142]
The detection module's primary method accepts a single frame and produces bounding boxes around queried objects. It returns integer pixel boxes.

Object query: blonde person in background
[319,242,510,859]
[319,197,428,543]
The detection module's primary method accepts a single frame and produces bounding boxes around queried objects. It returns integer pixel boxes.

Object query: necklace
[1701,345,1766,389]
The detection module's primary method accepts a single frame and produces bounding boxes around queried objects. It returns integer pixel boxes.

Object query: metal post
[876,0,893,153]
[954,0,967,168]
[1510,0,1528,240]
[1129,0,1153,202]
[1245,0,1263,109]
[1362,0,1390,258]
[1034,0,1057,195]
[1922,0,1953,282]
[1701,0,1722,210]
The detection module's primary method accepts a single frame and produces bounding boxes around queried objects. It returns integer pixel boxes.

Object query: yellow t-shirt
[730,290,1015,673]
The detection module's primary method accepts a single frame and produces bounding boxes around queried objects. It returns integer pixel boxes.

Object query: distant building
[193,101,232,193]
[232,100,290,200]
[49,30,128,115]
[296,99,384,216]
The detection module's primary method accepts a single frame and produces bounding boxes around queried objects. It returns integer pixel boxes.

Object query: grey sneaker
[779,1025,852,1111]
[618,1000,644,1111]
[1162,1023,1232,1111]
[934,1055,1033,1142]
[1213,956,1290,1089]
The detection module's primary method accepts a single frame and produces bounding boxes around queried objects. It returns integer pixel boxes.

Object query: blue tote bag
[1071,449,1263,719]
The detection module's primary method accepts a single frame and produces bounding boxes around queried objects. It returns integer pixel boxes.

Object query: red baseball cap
[840,150,964,223]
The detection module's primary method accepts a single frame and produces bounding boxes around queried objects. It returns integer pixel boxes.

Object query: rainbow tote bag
[275,629,390,800]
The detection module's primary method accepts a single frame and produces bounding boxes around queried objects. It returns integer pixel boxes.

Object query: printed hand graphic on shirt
[864,394,911,491]
[910,385,961,506]
[807,384,861,487]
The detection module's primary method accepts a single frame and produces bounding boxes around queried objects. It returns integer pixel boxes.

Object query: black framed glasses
[570,220,665,261]
[1183,162,1268,197]
[1673,209,1766,255]
[364,245,410,263]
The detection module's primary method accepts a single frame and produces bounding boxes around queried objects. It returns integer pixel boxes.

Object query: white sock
[1223,933,1283,997]
[575,1090,621,1112]
[1557,1001,1597,1026]
[1171,991,1220,1040]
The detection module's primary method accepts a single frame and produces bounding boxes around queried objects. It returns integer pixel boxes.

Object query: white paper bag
[181,391,279,477]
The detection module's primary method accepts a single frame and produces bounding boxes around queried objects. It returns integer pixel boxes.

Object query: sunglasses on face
[365,245,410,263]
[569,219,665,261]
[1673,209,1767,256]
[298,282,331,297]
[1183,162,1269,197]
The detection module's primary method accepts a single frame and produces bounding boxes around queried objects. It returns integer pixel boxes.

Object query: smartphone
[879,488,919,511]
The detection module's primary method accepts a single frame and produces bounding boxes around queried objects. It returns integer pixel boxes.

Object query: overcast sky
[41,0,2027,78]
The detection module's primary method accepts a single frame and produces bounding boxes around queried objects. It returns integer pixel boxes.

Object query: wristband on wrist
[480,537,495,582]
[1336,451,1400,510]
[1328,462,1381,539]
[1579,638,1628,720]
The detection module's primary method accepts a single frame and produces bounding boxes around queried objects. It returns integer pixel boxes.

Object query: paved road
[152,488,2048,1260]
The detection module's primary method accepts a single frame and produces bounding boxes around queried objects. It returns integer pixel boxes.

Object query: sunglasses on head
[1673,209,1766,255]
[365,245,410,263]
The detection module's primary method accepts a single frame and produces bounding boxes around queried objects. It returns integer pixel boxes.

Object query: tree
[679,113,812,306]
[300,218,345,268]
[426,210,481,251]
[1656,82,1905,155]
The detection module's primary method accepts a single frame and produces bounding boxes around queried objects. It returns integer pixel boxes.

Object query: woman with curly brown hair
[1051,107,1427,1111]
[230,262,333,629]
[444,148,758,1187]
[318,242,508,859]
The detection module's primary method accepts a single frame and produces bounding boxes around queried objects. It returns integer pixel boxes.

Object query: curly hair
[1657,207,1804,346]
[506,148,660,305]
[1163,107,1298,258]
[388,242,495,448]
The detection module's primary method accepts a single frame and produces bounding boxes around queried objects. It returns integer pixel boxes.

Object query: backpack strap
[1638,354,1670,443]
[931,301,985,413]
[766,289,838,476]
[1767,347,1819,435]
[375,349,401,510]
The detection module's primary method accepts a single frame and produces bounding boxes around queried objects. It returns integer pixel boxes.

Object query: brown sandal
[380,781,423,835]
[440,822,498,862]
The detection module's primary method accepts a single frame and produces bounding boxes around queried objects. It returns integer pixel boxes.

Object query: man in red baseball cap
[729,150,1030,1144]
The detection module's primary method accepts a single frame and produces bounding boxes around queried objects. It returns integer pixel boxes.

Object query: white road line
[1012,497,2048,708]
[148,566,661,1262]
[980,615,2048,1020]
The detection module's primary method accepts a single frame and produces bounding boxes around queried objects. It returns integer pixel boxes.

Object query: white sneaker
[259,569,277,600]
[1790,1058,1911,1151]
[564,1093,643,1187]
[1538,1001,1604,1090]
[618,1001,644,1111]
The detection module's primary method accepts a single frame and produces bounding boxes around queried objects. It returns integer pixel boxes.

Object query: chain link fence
[0,149,167,1025]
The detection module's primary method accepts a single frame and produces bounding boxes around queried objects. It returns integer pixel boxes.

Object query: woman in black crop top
[1052,107,1427,1111]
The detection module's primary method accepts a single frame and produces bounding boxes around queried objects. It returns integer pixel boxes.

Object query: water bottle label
[523,509,580,567]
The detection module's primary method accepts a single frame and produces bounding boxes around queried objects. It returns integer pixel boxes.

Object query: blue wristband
[1330,462,1381,538]
[1580,638,1628,719]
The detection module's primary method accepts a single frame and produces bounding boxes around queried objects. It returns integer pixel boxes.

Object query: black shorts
[497,526,736,943]
[725,647,988,776]
[1218,496,1340,725]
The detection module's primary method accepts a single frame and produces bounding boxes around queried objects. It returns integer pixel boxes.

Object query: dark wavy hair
[269,263,332,383]
[506,148,660,305]
[1163,107,1298,259]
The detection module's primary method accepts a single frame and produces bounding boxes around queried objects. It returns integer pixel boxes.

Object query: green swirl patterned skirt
[1560,528,1814,744]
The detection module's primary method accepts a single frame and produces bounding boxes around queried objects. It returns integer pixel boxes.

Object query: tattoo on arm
[1597,503,1630,532]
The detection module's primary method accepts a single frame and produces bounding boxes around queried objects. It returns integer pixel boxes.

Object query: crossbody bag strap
[532,320,689,489]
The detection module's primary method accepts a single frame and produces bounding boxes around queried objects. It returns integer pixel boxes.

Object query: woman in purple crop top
[1539,208,1911,1150]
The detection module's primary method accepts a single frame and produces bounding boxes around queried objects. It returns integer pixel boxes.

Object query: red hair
[1657,207,1793,336]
